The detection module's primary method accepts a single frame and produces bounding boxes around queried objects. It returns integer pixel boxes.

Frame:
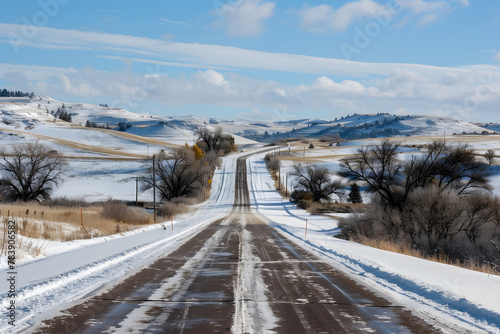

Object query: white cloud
[495,51,500,63]
[3,62,498,122]
[303,76,366,95]
[0,23,498,122]
[274,88,286,97]
[159,18,190,27]
[299,4,335,33]
[399,0,469,26]
[196,69,227,86]
[298,0,469,32]
[331,0,386,30]
[399,0,448,14]
[417,13,439,26]
[59,74,100,97]
[299,0,385,32]
[2,23,492,81]
[214,0,275,37]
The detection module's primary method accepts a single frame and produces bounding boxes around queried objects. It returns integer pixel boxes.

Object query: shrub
[319,135,339,143]
[297,199,311,210]
[157,198,195,217]
[484,149,495,165]
[117,122,132,131]
[340,188,500,270]
[264,154,281,176]
[291,190,314,209]
[102,200,150,225]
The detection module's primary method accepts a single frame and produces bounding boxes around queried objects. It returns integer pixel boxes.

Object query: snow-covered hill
[232,113,494,142]
[0,96,259,150]
[1,97,493,148]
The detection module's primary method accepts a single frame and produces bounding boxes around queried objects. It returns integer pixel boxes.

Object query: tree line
[0,89,34,98]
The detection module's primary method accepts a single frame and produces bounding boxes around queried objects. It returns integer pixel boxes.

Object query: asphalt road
[35,156,439,333]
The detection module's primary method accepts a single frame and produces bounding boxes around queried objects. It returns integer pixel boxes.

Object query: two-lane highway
[36,155,438,333]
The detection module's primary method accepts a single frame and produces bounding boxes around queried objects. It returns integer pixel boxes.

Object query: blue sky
[0,0,499,122]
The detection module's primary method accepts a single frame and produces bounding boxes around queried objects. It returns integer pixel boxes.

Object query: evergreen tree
[0,88,33,97]
[348,183,362,203]
[58,111,72,122]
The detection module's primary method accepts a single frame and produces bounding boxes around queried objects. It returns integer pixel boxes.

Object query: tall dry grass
[0,202,154,244]
[356,236,499,275]
[0,217,45,261]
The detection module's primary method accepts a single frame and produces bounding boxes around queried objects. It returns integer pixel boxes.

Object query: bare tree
[402,187,464,250]
[340,140,490,207]
[459,192,498,244]
[0,142,66,202]
[197,127,221,152]
[143,147,220,201]
[339,139,403,206]
[291,164,344,202]
[484,149,495,165]
[196,127,236,154]
[434,143,490,194]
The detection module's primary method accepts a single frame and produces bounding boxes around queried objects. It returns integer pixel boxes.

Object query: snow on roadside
[247,152,500,333]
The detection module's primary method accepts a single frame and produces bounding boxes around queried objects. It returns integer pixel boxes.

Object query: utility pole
[133,176,140,205]
[285,172,288,197]
[152,155,157,223]
[278,164,281,190]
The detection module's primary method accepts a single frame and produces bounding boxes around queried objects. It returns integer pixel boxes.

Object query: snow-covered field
[53,159,148,202]
[247,151,500,333]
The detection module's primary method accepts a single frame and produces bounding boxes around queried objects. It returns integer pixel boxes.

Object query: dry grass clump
[355,236,499,275]
[0,217,45,260]
[102,200,151,225]
[157,198,196,218]
[299,136,310,144]
[307,202,366,215]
